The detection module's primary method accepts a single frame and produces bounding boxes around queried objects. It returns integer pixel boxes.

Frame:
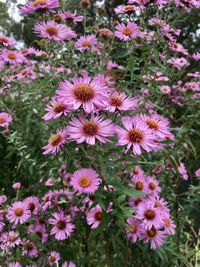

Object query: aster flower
[42,128,67,155]
[23,240,39,258]
[167,57,189,70]
[63,11,84,23]
[7,201,31,226]
[115,116,159,155]
[145,176,161,196]
[140,226,166,249]
[86,204,102,229]
[28,222,48,244]
[126,218,142,243]
[43,97,73,121]
[20,0,59,15]
[177,162,188,180]
[0,112,12,128]
[57,75,110,113]
[163,215,176,234]
[62,262,76,267]
[24,196,40,215]
[106,92,138,113]
[34,21,77,41]
[49,211,75,240]
[66,114,114,145]
[115,22,139,41]
[75,35,97,52]
[8,263,22,267]
[135,200,163,229]
[114,4,141,14]
[70,168,101,194]
[195,168,200,177]
[160,85,171,94]
[0,231,21,249]
[106,60,124,71]
[49,251,60,266]
[99,28,113,39]
[1,50,25,64]
[0,35,16,47]
[131,174,147,193]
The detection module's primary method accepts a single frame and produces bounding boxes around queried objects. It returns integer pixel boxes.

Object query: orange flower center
[0,117,6,124]
[14,208,23,217]
[164,218,171,227]
[8,235,16,242]
[154,201,162,208]
[49,256,56,262]
[128,129,144,143]
[149,182,156,190]
[147,227,157,238]
[79,177,91,188]
[95,211,102,221]
[26,242,33,250]
[46,26,58,36]
[48,134,62,146]
[0,36,8,43]
[56,220,66,230]
[130,223,137,233]
[73,83,95,102]
[146,119,159,130]
[110,96,122,107]
[135,181,143,191]
[53,14,62,22]
[82,40,90,47]
[21,70,27,75]
[123,27,132,36]
[53,103,66,113]
[32,0,47,6]
[144,209,156,220]
[82,121,98,136]
[29,203,35,212]
[7,53,17,60]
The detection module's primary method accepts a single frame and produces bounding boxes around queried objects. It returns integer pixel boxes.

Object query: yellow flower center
[79,177,91,188]
[128,129,144,143]
[123,27,132,36]
[73,83,95,102]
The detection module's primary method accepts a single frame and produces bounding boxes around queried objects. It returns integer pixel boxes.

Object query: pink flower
[49,212,74,240]
[0,231,21,249]
[106,92,138,113]
[178,162,188,180]
[145,176,161,196]
[45,178,55,186]
[43,97,73,121]
[195,168,200,177]
[20,0,59,15]
[160,85,171,94]
[24,197,40,215]
[115,116,159,155]
[135,200,163,229]
[115,22,139,41]
[114,5,141,14]
[70,168,101,194]
[23,240,39,258]
[66,114,114,145]
[131,174,147,193]
[140,226,166,249]
[163,215,176,234]
[28,222,48,244]
[126,218,142,243]
[106,60,124,71]
[63,11,84,23]
[75,35,97,52]
[86,204,102,229]
[167,57,189,70]
[192,52,200,61]
[12,182,21,189]
[42,128,67,155]
[1,50,24,64]
[49,251,60,266]
[34,21,77,41]
[7,201,31,226]
[57,75,110,113]
[8,262,22,267]
[62,262,76,267]
[0,112,12,127]
[0,35,16,46]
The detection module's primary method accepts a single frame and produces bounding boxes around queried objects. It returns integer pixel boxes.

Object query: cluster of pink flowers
[126,166,176,249]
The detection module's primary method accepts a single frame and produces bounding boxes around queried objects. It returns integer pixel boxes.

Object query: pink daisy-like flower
[7,201,31,226]
[62,262,76,267]
[131,175,147,193]
[178,162,188,180]
[49,251,60,266]
[114,4,141,14]
[20,0,59,15]
[160,85,171,94]
[0,112,12,128]
[163,215,176,235]
[34,21,77,41]
[0,231,21,249]
[70,168,101,194]
[106,92,138,113]
[135,200,163,229]
[115,116,159,155]
[75,35,97,52]
[115,22,139,41]
[63,11,84,24]
[12,182,21,189]
[0,35,16,47]
[1,50,24,64]
[131,165,144,178]
[57,75,110,113]
[145,176,161,196]
[23,240,39,258]
[86,204,102,229]
[24,197,40,216]
[49,211,75,240]
[42,128,67,155]
[66,114,114,145]
[43,97,73,121]
[126,218,142,243]
[195,168,200,177]
[140,226,166,249]
[167,57,189,70]
[28,222,48,244]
